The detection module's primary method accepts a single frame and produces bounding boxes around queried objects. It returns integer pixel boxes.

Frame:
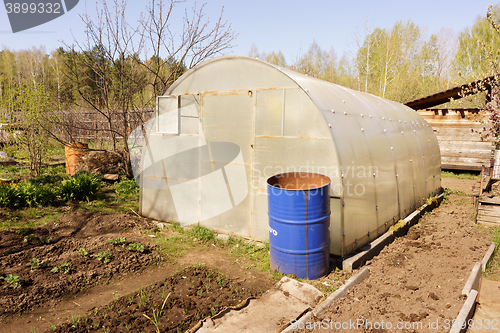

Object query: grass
[484,226,500,280]
[441,170,480,180]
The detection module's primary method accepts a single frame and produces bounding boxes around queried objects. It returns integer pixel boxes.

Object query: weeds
[441,170,480,180]
[115,179,139,197]
[188,225,215,242]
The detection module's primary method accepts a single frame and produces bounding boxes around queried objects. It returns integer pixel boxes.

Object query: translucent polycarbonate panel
[252,136,340,241]
[157,95,178,134]
[136,56,443,257]
[397,111,427,211]
[180,117,200,135]
[180,94,200,116]
[319,90,378,251]
[168,57,297,96]
[329,198,343,255]
[255,89,284,136]
[283,88,302,137]
[194,92,253,236]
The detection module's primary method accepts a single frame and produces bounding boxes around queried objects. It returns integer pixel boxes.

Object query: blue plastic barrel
[267,172,331,280]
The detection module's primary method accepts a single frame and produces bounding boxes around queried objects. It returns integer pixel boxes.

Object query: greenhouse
[131,55,441,256]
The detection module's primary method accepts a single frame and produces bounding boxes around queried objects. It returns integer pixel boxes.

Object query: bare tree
[60,0,237,177]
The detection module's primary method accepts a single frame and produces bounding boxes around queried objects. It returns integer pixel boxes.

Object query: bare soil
[303,177,492,333]
[0,209,275,333]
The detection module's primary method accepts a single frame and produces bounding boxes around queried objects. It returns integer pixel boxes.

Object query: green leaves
[0,170,100,207]
[0,274,22,288]
[59,171,100,202]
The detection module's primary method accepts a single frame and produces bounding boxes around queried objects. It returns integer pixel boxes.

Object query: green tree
[452,5,500,82]
[11,79,56,175]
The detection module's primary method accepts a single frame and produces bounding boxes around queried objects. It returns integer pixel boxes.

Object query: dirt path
[302,178,492,333]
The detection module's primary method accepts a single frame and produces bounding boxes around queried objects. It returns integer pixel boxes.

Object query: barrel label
[269,226,278,236]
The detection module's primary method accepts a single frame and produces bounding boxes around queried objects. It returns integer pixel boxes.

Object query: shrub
[0,180,57,208]
[18,181,57,207]
[59,171,100,202]
[0,183,22,207]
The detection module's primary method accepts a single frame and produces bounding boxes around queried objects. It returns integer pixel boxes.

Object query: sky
[0,0,497,63]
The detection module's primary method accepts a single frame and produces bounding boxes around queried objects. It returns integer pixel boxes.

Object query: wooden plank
[477,220,500,227]
[483,176,492,191]
[426,122,487,129]
[476,214,500,223]
[479,196,500,205]
[442,164,483,171]
[440,152,494,158]
[438,141,495,148]
[441,157,491,164]
[477,208,500,218]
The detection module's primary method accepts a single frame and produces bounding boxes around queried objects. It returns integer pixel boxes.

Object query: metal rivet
[399,120,402,123]
[355,239,358,243]
[343,201,345,206]
[389,118,392,121]
[331,109,335,113]
[396,173,398,177]
[410,159,412,162]
[369,115,372,118]
[343,232,345,236]
[342,100,345,103]
[360,113,364,117]
[401,131,404,134]
[377,230,380,234]
[391,147,394,150]
[376,206,378,210]
[382,117,385,120]
[341,173,344,178]
[373,172,376,177]
[329,123,332,128]
[344,111,347,115]
[367,232,370,236]
[361,128,364,132]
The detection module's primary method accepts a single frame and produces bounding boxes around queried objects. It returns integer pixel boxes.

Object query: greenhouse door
[197,91,254,234]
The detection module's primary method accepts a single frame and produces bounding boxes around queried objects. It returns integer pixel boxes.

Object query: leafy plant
[78,248,90,257]
[128,243,145,253]
[30,258,46,269]
[59,171,100,202]
[15,228,29,236]
[108,237,127,246]
[51,263,73,274]
[1,274,22,288]
[92,251,112,264]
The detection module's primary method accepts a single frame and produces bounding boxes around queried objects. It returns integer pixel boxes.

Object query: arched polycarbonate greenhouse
[131,55,441,256]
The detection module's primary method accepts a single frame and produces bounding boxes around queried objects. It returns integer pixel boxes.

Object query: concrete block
[462,262,482,296]
[313,267,369,317]
[277,277,323,307]
[481,242,496,272]
[343,233,394,271]
[449,289,478,333]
